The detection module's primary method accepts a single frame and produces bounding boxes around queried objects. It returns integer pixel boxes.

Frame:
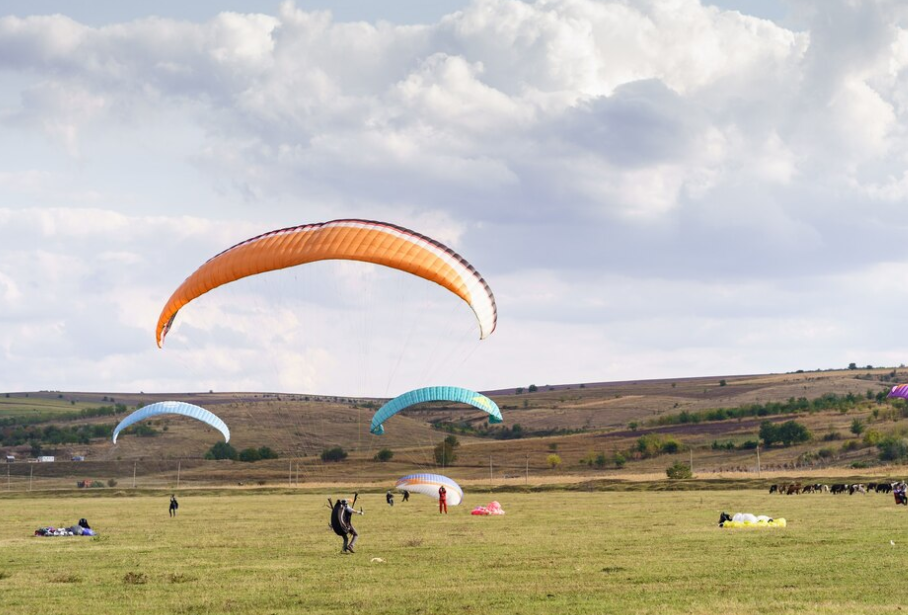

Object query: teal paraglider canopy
[112,401,230,444]
[370,386,502,435]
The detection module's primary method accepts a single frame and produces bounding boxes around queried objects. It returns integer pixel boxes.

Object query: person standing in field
[438,485,447,514]
[386,491,394,506]
[402,490,410,502]
[169,494,179,517]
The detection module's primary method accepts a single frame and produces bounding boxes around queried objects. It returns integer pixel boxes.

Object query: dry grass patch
[167,573,196,584]
[122,571,147,585]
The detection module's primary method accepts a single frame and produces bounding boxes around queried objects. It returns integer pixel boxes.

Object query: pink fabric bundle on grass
[471,501,505,516]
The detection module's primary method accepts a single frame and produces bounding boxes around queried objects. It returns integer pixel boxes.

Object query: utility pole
[132,461,137,489]
[525,454,529,486]
[689,449,694,476]
[756,444,761,476]
[177,461,181,489]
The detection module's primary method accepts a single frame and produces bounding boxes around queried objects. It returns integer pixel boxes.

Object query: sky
[2,0,908,396]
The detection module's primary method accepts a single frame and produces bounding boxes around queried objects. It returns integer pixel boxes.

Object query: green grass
[0,396,100,420]
[0,490,905,614]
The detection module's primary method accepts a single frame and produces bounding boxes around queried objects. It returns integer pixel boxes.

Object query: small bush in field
[666,462,692,480]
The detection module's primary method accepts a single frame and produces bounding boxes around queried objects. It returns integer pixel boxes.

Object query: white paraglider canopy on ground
[395,473,463,506]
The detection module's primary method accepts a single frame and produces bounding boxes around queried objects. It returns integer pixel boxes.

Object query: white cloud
[3,0,908,393]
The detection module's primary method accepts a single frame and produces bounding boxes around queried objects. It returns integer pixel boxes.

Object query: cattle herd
[769,481,908,498]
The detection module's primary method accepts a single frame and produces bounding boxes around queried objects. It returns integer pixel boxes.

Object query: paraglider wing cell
[156,219,497,346]
[395,473,463,506]
[370,386,502,435]
[112,401,230,444]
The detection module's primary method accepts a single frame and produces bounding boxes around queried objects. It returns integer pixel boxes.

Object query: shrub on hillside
[321,447,348,463]
[257,446,278,460]
[841,439,861,452]
[635,434,683,458]
[759,420,810,447]
[205,441,238,461]
[374,448,394,462]
[594,453,608,468]
[862,429,883,447]
[666,462,692,480]
[661,438,681,454]
[877,436,908,462]
[434,436,459,465]
[239,447,262,462]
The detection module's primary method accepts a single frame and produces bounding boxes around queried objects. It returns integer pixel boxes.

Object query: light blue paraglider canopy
[112,401,230,444]
[370,386,502,435]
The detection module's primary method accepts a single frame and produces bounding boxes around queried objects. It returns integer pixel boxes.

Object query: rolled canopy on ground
[370,386,502,435]
[155,219,498,346]
[112,401,230,444]
[395,473,464,506]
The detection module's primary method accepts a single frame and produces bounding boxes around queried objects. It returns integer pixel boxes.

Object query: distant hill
[2,367,906,486]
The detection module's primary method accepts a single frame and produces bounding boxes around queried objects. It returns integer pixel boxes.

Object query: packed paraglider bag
[35,519,96,537]
[330,500,350,536]
[718,511,785,528]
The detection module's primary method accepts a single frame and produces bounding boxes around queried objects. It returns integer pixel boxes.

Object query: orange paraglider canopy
[156,219,497,346]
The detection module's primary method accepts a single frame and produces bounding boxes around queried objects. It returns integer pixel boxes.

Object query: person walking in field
[402,490,410,502]
[169,494,179,517]
[386,491,395,506]
[331,497,364,553]
[438,485,447,514]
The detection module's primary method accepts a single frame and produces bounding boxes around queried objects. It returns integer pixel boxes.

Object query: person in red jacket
[438,485,447,514]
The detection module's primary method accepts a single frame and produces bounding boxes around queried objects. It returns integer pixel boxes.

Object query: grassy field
[2,489,907,614]
[0,396,104,420]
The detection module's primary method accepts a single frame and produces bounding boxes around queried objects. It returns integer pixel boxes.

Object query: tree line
[649,392,884,427]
